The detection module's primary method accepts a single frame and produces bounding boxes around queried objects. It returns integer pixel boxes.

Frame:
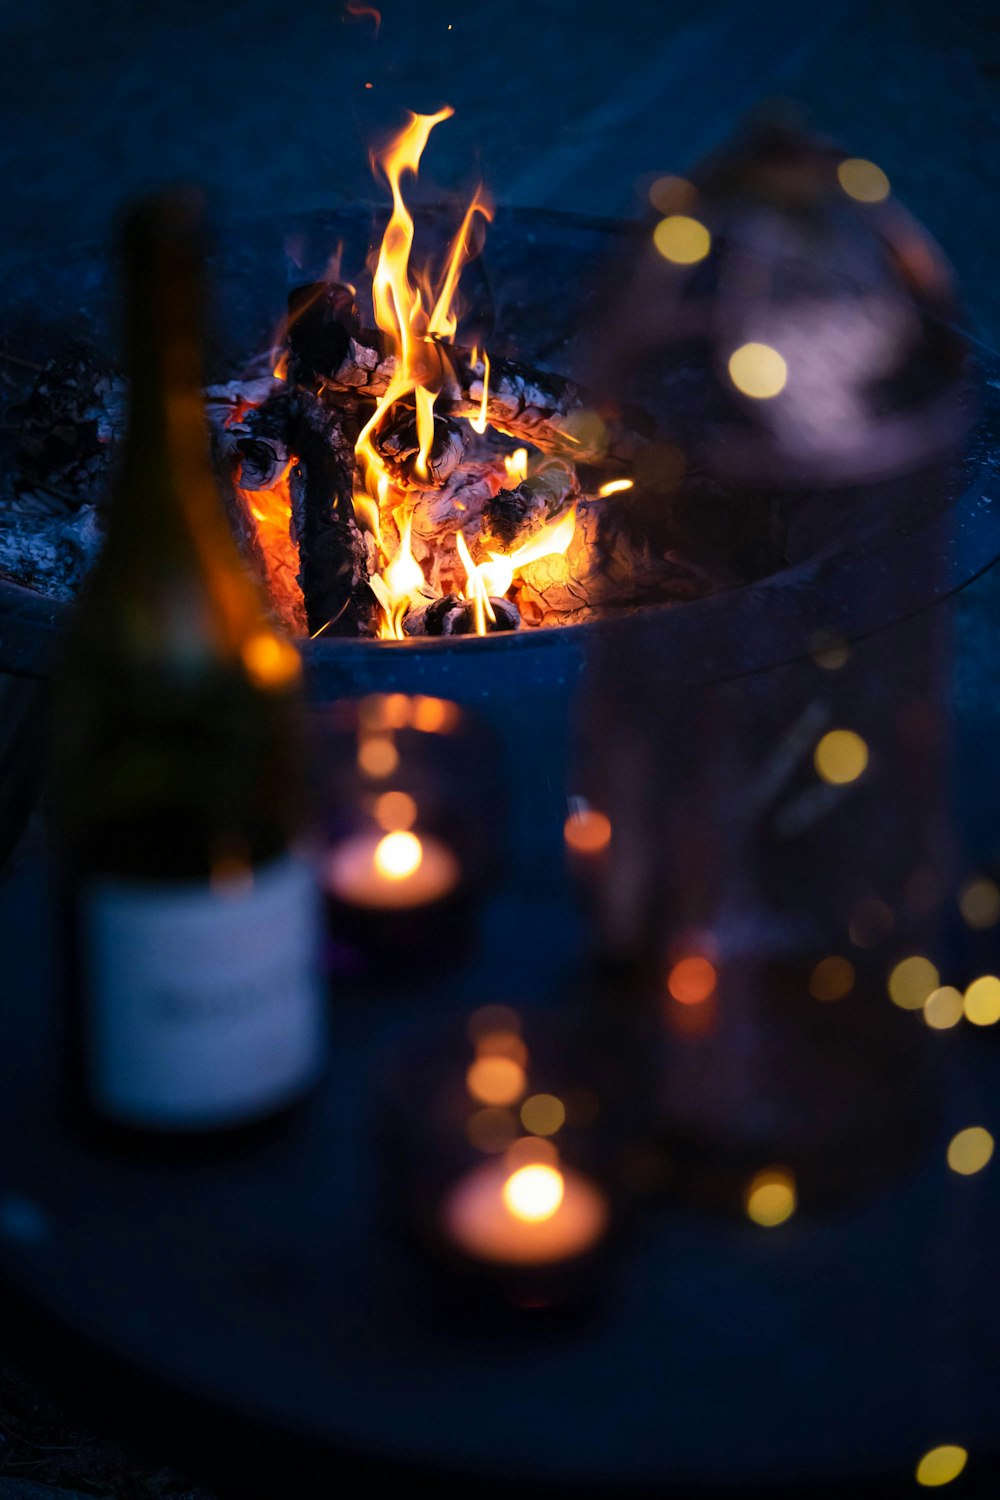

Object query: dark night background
[5,2,1000,1498]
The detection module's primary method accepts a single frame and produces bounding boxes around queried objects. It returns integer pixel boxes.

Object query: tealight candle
[442,1158,609,1266]
[325,827,460,910]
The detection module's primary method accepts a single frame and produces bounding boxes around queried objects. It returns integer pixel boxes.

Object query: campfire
[1,108,785,636]
[212,106,662,641]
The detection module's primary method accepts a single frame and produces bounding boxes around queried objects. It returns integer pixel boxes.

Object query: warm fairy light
[959,876,1000,929]
[468,347,490,434]
[466,1055,526,1107]
[240,630,301,689]
[963,974,1000,1027]
[947,1126,994,1176]
[503,1163,565,1222]
[744,1167,796,1227]
[667,956,717,1006]
[915,1445,967,1487]
[520,1094,566,1137]
[373,790,417,830]
[373,829,423,880]
[653,214,711,265]
[837,157,890,204]
[357,735,399,778]
[888,955,939,1011]
[814,729,868,785]
[564,807,612,854]
[728,342,787,399]
[504,448,529,485]
[598,478,634,497]
[923,986,964,1031]
[809,955,855,1001]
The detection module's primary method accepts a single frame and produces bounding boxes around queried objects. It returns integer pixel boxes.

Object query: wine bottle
[51,190,327,1144]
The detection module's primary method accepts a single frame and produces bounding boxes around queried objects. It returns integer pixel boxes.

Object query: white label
[84,853,326,1129]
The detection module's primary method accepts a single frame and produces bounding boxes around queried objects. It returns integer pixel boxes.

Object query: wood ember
[409,456,507,596]
[287,393,378,637]
[374,408,467,489]
[321,335,648,466]
[403,593,520,636]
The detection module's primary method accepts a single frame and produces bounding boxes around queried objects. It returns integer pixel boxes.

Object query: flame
[356,108,493,636]
[504,447,528,485]
[468,347,490,435]
[236,459,305,635]
[452,506,577,635]
[598,477,633,497]
[370,506,427,639]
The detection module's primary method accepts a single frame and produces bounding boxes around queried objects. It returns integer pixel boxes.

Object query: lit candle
[325,827,460,910]
[442,1158,608,1265]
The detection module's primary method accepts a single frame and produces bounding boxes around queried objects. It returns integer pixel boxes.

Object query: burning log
[479,458,579,551]
[218,392,293,490]
[319,335,648,467]
[374,407,467,489]
[288,393,378,637]
[403,593,520,636]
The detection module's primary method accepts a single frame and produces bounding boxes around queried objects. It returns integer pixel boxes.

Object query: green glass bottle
[52,190,326,1141]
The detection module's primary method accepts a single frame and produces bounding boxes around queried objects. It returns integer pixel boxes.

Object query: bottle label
[83,853,326,1129]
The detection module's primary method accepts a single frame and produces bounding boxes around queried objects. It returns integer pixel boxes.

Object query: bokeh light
[653,214,711,265]
[648,174,697,214]
[915,1445,967,1487]
[888,955,940,1010]
[745,1167,796,1227]
[667,956,717,1005]
[503,1163,565,1222]
[358,735,399,778]
[564,807,612,854]
[373,790,417,830]
[963,975,1000,1027]
[520,1094,566,1137]
[814,729,868,785]
[924,986,964,1031]
[959,876,1000,929]
[837,157,890,203]
[809,955,855,1001]
[728,343,788,399]
[947,1127,994,1176]
[466,1055,526,1107]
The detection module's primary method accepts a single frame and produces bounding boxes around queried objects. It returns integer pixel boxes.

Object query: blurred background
[4,0,1000,342]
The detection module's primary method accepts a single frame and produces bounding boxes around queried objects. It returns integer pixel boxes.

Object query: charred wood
[217,393,294,490]
[480,458,579,550]
[285,281,362,391]
[403,593,520,636]
[374,408,467,489]
[320,335,649,466]
[13,344,125,510]
[289,393,378,637]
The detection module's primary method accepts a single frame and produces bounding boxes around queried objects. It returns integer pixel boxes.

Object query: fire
[504,447,529,485]
[235,459,305,635]
[369,506,425,639]
[354,108,494,637]
[453,504,577,634]
[468,347,490,435]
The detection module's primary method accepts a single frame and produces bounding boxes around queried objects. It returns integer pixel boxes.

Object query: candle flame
[503,1163,565,1222]
[373,829,423,880]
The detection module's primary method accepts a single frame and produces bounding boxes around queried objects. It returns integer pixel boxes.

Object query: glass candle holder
[312,694,503,979]
[380,1003,637,1313]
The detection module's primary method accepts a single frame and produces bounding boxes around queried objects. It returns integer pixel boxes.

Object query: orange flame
[468,347,490,435]
[504,447,529,485]
[455,506,578,634]
[357,107,493,637]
